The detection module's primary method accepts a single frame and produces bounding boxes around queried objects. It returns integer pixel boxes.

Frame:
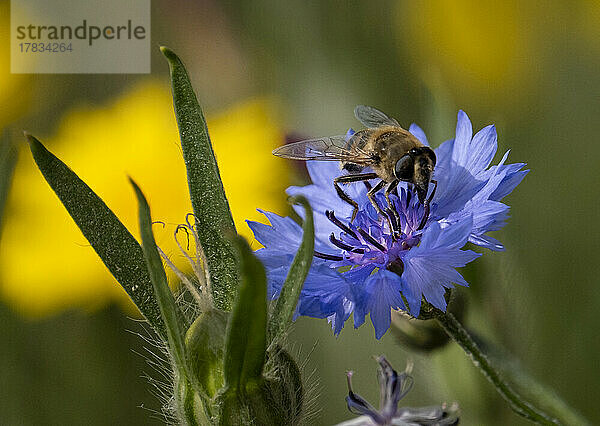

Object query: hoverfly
[272,105,437,234]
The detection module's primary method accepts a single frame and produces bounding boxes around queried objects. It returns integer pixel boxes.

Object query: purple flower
[338,356,459,426]
[247,110,527,339]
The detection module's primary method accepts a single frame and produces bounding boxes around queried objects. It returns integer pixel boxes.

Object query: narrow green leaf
[26,133,165,338]
[130,178,188,368]
[223,235,267,391]
[0,131,18,235]
[268,196,314,344]
[160,46,239,311]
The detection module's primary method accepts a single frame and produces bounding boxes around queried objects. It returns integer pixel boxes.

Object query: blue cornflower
[247,110,527,339]
[338,356,459,426]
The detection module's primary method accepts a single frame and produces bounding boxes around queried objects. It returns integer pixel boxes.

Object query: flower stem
[435,311,559,425]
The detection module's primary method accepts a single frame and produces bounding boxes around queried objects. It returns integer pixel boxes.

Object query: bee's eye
[409,148,419,156]
[394,155,414,180]
[423,147,436,165]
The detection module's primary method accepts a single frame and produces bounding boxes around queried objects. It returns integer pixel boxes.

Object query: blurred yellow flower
[396,0,534,99]
[0,80,289,317]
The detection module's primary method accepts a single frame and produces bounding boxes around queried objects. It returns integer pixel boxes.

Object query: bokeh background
[1,1,599,424]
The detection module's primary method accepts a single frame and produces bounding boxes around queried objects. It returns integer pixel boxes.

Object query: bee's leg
[417,179,438,230]
[334,182,358,220]
[429,179,438,198]
[367,180,395,233]
[334,172,378,221]
[384,180,401,238]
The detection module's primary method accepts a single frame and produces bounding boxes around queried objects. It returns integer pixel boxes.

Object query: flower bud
[184,311,303,424]
[185,309,228,399]
[337,356,459,426]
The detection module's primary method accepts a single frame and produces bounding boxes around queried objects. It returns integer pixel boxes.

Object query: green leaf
[223,235,267,392]
[26,133,165,338]
[268,196,314,344]
[160,46,239,311]
[131,180,205,426]
[0,131,18,235]
[130,178,188,368]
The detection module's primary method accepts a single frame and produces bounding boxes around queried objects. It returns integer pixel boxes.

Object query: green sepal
[222,235,267,391]
[268,195,314,345]
[26,133,166,338]
[185,309,228,399]
[216,347,303,426]
[216,388,252,426]
[262,347,303,424]
[175,374,210,426]
[130,179,188,368]
[160,46,239,312]
[217,382,283,426]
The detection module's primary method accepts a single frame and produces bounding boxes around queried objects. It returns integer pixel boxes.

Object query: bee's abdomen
[342,130,373,172]
[346,130,370,151]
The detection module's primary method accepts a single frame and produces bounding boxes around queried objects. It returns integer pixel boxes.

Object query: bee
[272,105,437,233]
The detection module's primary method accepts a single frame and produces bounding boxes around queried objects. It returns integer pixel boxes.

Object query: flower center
[314,186,427,274]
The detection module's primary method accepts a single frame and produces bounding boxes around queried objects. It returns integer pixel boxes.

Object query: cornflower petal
[431,114,527,250]
[377,356,413,418]
[247,210,337,255]
[468,124,498,169]
[355,271,407,339]
[451,110,474,165]
[408,123,429,146]
[401,218,481,316]
[484,152,529,201]
[248,213,301,253]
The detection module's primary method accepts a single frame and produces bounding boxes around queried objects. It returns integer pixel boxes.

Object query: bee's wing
[354,105,400,128]
[272,135,374,163]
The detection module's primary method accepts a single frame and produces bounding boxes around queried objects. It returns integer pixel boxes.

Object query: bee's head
[394,146,436,204]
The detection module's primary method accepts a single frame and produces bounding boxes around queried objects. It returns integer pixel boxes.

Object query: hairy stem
[435,311,559,425]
